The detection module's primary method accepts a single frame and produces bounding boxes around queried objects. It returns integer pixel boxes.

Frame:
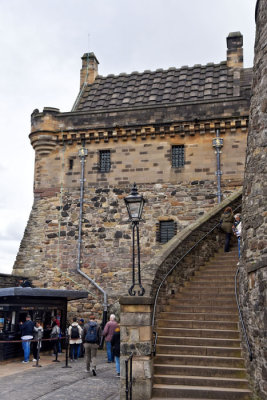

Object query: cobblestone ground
[0,351,120,400]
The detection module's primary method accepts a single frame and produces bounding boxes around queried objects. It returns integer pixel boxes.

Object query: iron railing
[151,217,225,327]
[151,202,252,362]
[125,352,133,400]
[152,331,158,357]
[235,266,253,361]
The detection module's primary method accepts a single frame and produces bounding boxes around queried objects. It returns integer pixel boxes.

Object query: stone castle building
[13,32,252,317]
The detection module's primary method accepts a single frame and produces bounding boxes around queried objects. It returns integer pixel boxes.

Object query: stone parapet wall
[0,274,27,288]
[238,1,267,398]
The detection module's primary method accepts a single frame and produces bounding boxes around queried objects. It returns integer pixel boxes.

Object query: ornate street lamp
[212,129,224,203]
[124,183,145,296]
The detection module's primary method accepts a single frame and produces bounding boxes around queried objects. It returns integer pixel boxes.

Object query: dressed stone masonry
[239,1,267,399]
[120,296,154,400]
[13,33,252,319]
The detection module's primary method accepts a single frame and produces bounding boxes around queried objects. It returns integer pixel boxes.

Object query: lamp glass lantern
[124,183,145,222]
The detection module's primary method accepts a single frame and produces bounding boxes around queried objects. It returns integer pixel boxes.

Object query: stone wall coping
[0,273,28,278]
[146,188,242,270]
[119,296,154,305]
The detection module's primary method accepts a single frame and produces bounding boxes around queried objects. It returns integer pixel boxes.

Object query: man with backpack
[68,317,82,361]
[82,314,101,375]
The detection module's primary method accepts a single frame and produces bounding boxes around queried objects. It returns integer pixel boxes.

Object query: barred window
[156,220,177,243]
[99,150,111,172]
[172,145,185,168]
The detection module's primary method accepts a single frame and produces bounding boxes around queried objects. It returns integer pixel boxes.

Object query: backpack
[85,322,98,343]
[71,325,80,339]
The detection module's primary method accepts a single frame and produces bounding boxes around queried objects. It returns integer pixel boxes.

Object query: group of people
[19,313,121,377]
[20,315,44,363]
[220,207,242,257]
[67,313,120,377]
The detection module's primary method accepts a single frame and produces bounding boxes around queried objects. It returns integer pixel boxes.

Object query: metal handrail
[152,331,158,356]
[151,204,241,328]
[235,266,253,361]
[125,352,133,400]
[152,220,221,327]
[151,201,253,362]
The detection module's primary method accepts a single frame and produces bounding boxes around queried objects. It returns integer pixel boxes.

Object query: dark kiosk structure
[0,287,88,360]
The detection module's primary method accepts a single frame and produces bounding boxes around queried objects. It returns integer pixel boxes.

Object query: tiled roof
[74,62,252,112]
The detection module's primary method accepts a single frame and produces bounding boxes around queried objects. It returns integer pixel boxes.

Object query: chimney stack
[80,52,99,89]
[226,32,243,68]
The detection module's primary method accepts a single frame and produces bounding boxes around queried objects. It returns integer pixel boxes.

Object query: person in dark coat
[111,325,120,377]
[220,207,235,252]
[20,315,34,363]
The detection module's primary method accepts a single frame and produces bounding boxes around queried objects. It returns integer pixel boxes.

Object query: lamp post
[212,129,224,203]
[124,183,145,296]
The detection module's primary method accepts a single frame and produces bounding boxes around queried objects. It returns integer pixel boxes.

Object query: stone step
[206,259,238,265]
[153,246,251,399]
[194,271,236,277]
[152,383,252,399]
[164,305,237,313]
[190,276,235,282]
[173,293,236,301]
[159,312,238,322]
[186,282,235,288]
[168,298,236,307]
[153,364,247,379]
[153,374,250,389]
[199,265,236,270]
[157,327,239,339]
[156,344,241,357]
[157,336,241,348]
[157,319,238,330]
[154,354,245,368]
[180,287,235,295]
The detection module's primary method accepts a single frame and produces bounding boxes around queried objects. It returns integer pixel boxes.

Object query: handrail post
[125,357,129,400]
[32,338,42,368]
[120,296,154,400]
[62,332,71,368]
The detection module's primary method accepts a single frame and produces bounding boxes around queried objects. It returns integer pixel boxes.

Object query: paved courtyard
[0,350,120,400]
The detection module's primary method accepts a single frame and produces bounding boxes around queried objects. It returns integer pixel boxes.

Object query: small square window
[172,145,185,168]
[99,150,111,172]
[156,220,177,243]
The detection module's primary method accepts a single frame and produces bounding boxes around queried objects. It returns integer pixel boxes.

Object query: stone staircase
[152,249,252,399]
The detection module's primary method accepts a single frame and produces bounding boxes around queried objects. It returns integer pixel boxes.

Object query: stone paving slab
[0,351,119,400]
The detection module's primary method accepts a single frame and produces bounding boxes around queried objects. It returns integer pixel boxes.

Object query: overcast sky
[0,0,256,274]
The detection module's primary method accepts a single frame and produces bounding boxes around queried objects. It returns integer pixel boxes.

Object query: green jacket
[221,211,234,233]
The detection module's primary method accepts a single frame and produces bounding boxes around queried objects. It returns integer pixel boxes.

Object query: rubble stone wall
[239,1,267,398]
[13,180,241,319]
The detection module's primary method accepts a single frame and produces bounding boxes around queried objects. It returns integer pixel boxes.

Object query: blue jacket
[20,320,34,337]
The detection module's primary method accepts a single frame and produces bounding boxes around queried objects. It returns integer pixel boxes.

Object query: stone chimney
[80,52,99,89]
[226,32,243,68]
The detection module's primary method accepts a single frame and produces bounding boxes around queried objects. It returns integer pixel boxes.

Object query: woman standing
[220,207,235,252]
[50,320,60,357]
[32,321,43,361]
[111,325,120,377]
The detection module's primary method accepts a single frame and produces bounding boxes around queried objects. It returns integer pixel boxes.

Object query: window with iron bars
[172,145,185,168]
[156,220,177,243]
[99,150,111,172]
